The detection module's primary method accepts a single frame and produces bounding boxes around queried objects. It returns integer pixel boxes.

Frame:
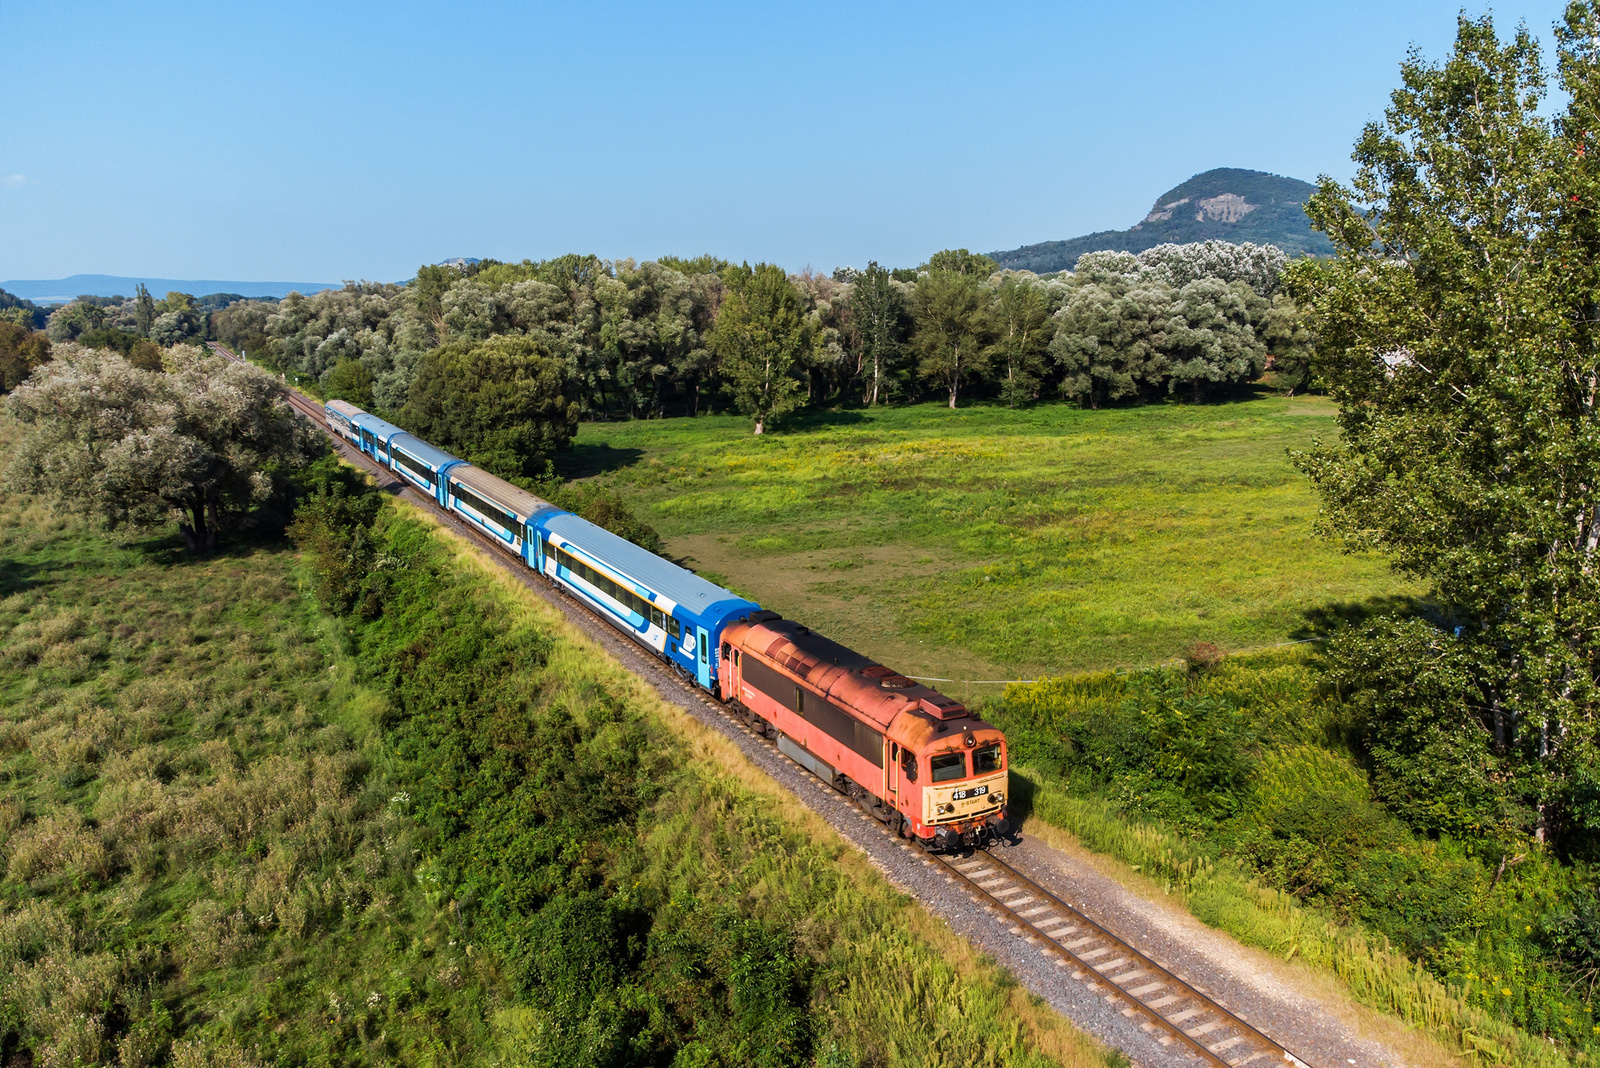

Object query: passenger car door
[695,626,711,689]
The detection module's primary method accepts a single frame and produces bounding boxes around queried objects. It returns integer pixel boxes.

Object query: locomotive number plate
[951,785,988,801]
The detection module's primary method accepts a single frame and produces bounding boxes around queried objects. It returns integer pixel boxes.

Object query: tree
[0,322,50,393]
[399,334,579,480]
[707,264,811,434]
[922,248,998,278]
[5,348,316,551]
[1258,292,1317,395]
[986,273,1054,407]
[322,357,375,409]
[1161,278,1268,401]
[1051,271,1172,408]
[848,262,908,406]
[133,283,155,338]
[914,270,993,409]
[1292,8,1600,851]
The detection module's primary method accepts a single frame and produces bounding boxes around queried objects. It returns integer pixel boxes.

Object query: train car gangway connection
[212,340,1312,1068]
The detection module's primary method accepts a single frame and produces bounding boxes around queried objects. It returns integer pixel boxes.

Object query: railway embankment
[316,418,1449,1068]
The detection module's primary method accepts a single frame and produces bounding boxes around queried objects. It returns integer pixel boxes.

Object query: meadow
[0,424,1117,1067]
[566,395,1409,686]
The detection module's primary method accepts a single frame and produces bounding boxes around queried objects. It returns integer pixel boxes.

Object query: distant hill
[0,274,342,304]
[990,168,1333,273]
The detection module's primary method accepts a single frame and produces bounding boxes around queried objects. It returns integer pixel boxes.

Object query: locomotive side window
[974,744,1003,774]
[900,749,918,783]
[668,616,681,639]
[930,752,967,782]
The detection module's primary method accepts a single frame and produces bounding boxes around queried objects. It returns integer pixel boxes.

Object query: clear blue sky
[0,1,1573,283]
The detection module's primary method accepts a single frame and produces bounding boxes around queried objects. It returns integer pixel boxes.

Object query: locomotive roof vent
[880,675,916,689]
[860,665,895,679]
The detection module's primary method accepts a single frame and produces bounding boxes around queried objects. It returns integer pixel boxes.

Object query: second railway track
[217,342,1316,1068]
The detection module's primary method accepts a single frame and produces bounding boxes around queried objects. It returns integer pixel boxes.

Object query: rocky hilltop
[990,168,1333,272]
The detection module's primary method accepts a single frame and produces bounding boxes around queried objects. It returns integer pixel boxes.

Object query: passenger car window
[900,749,918,783]
[973,744,1002,774]
[930,752,967,782]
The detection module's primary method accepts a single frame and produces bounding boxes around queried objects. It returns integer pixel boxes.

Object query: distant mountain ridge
[0,274,341,304]
[990,168,1333,273]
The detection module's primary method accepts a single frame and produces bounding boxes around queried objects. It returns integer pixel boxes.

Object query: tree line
[189,240,1311,436]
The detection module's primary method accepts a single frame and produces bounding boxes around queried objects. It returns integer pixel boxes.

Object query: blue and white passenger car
[323,399,363,445]
[443,464,561,568]
[350,410,406,467]
[535,512,759,690]
[388,433,464,507]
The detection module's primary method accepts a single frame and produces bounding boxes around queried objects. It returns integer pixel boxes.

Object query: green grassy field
[0,425,1115,1067]
[565,396,1411,684]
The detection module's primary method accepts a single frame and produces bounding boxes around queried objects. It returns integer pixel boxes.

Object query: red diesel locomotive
[720,613,1013,850]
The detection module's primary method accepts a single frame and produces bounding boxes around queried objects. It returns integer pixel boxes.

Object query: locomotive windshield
[930,752,966,782]
[974,744,1003,774]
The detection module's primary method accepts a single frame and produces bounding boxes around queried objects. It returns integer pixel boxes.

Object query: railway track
[215,341,1313,1067]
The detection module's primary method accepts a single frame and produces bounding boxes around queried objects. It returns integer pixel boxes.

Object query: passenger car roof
[350,411,405,441]
[325,399,363,419]
[389,433,460,470]
[544,511,757,618]
[447,465,562,523]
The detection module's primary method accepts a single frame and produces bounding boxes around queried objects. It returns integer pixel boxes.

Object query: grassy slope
[566,396,1408,687]
[0,441,1115,1067]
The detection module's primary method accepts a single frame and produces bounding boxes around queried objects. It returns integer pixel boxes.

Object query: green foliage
[0,323,49,394]
[321,357,375,409]
[988,650,1600,1060]
[399,333,580,480]
[921,249,999,278]
[850,262,909,406]
[914,270,993,408]
[708,264,811,434]
[6,348,319,552]
[987,273,1052,407]
[0,432,1108,1067]
[1294,8,1600,858]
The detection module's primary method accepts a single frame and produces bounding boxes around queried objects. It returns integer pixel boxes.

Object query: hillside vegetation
[0,429,1115,1068]
[566,395,1405,684]
[989,169,1335,272]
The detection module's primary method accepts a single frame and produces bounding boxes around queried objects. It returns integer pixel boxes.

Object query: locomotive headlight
[992,792,1005,804]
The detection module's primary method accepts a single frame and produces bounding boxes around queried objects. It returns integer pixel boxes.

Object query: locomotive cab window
[930,752,967,783]
[900,749,918,783]
[974,744,1003,775]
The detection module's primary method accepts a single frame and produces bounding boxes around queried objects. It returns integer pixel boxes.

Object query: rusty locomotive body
[721,615,1012,849]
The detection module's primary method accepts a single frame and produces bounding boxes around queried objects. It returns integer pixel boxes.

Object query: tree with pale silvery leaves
[1136,240,1286,295]
[1292,7,1600,851]
[708,263,811,434]
[1051,258,1172,408]
[5,347,318,552]
[1162,278,1268,401]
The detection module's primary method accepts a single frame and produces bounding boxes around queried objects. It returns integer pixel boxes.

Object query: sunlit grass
[568,395,1410,679]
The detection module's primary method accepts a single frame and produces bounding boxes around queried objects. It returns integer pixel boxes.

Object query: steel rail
[936,846,1309,1067]
[211,340,1310,1067]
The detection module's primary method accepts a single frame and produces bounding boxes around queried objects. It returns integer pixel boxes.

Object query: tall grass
[0,410,1121,1067]
[569,396,1411,678]
[989,651,1595,1068]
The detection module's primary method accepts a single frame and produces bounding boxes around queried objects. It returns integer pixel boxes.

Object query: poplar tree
[1293,6,1600,849]
[709,264,810,434]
